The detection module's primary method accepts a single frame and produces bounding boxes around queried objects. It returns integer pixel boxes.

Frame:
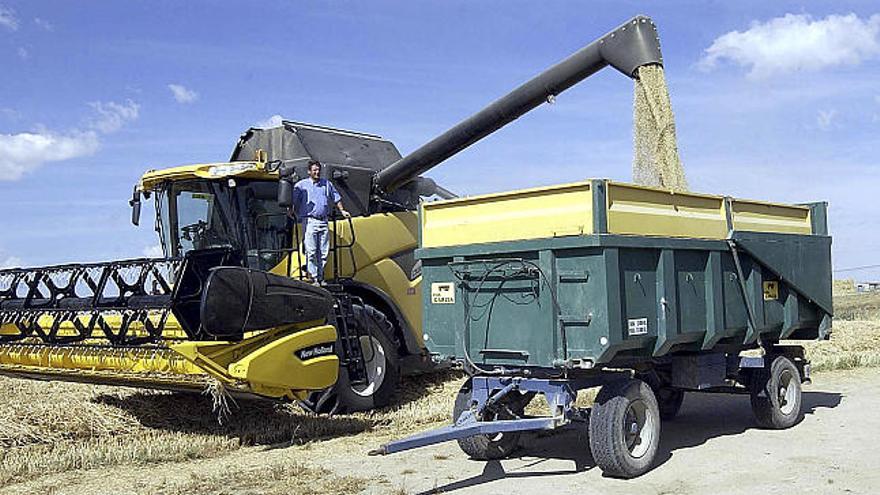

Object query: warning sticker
[763,281,779,300]
[431,282,455,304]
[627,317,648,336]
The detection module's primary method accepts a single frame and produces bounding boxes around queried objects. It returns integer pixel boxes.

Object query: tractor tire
[452,379,524,460]
[299,304,401,414]
[588,378,660,479]
[750,355,803,429]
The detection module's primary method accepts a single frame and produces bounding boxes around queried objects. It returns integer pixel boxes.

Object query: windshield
[153,179,290,270]
[155,181,239,257]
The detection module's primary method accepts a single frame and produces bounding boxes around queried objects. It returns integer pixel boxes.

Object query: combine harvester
[1,15,832,467]
[368,16,833,478]
[0,118,457,413]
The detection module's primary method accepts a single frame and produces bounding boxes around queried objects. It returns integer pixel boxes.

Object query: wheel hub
[623,399,655,459]
[777,369,796,415]
[352,335,387,397]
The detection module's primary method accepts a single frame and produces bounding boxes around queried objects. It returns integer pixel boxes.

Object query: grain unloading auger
[0,15,668,411]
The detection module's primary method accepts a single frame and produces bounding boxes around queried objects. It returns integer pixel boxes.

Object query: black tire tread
[750,355,803,429]
[452,381,521,460]
[588,379,660,479]
[299,304,400,414]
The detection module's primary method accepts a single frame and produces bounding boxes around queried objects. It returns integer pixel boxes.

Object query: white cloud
[33,17,52,31]
[88,100,140,133]
[0,5,18,31]
[255,114,285,128]
[142,245,164,258]
[816,109,838,131]
[0,100,139,181]
[16,47,27,60]
[699,13,880,79]
[0,130,99,180]
[168,84,198,104]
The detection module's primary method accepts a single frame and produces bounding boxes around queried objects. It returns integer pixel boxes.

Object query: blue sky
[0,1,878,280]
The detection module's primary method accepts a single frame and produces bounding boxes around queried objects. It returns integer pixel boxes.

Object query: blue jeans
[303,218,329,281]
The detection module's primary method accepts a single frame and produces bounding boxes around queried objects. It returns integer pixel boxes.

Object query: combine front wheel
[300,304,400,414]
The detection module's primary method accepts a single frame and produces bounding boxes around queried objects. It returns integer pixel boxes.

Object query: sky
[0,1,878,280]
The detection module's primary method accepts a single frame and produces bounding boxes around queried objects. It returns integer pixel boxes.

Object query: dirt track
[3,368,879,495]
[357,368,879,495]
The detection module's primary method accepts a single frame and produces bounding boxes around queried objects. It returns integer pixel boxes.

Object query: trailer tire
[750,355,802,429]
[589,378,660,478]
[300,304,400,414]
[452,380,522,460]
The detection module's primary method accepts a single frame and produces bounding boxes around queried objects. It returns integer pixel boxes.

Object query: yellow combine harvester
[1,15,672,413]
[0,128,444,413]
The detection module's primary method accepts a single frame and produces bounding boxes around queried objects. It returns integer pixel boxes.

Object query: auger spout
[373,15,663,193]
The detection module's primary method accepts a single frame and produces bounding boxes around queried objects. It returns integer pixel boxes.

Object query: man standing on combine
[293,160,351,283]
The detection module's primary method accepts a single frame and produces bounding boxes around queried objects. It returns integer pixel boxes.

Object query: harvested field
[802,290,880,371]
[830,291,880,321]
[0,370,464,490]
[0,292,876,494]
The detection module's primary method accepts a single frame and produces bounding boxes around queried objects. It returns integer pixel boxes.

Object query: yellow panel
[268,212,422,338]
[421,181,593,248]
[606,182,728,239]
[731,199,811,234]
[228,324,338,392]
[353,259,423,347]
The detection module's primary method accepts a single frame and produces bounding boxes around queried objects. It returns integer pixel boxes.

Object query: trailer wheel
[589,378,660,478]
[299,304,400,414]
[750,355,803,429]
[452,380,522,460]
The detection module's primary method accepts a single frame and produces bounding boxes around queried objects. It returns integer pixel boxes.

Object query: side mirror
[277,163,298,208]
[129,187,142,226]
[278,179,293,208]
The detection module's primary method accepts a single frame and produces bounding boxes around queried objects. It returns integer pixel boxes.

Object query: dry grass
[0,292,878,492]
[798,290,880,372]
[830,291,880,321]
[833,278,856,295]
[804,319,880,372]
[0,431,237,487]
[0,370,464,488]
[152,462,368,495]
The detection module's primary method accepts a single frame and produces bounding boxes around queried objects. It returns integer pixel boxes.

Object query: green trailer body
[417,181,832,370]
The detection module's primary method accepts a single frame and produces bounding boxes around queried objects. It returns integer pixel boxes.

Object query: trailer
[373,180,832,478]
